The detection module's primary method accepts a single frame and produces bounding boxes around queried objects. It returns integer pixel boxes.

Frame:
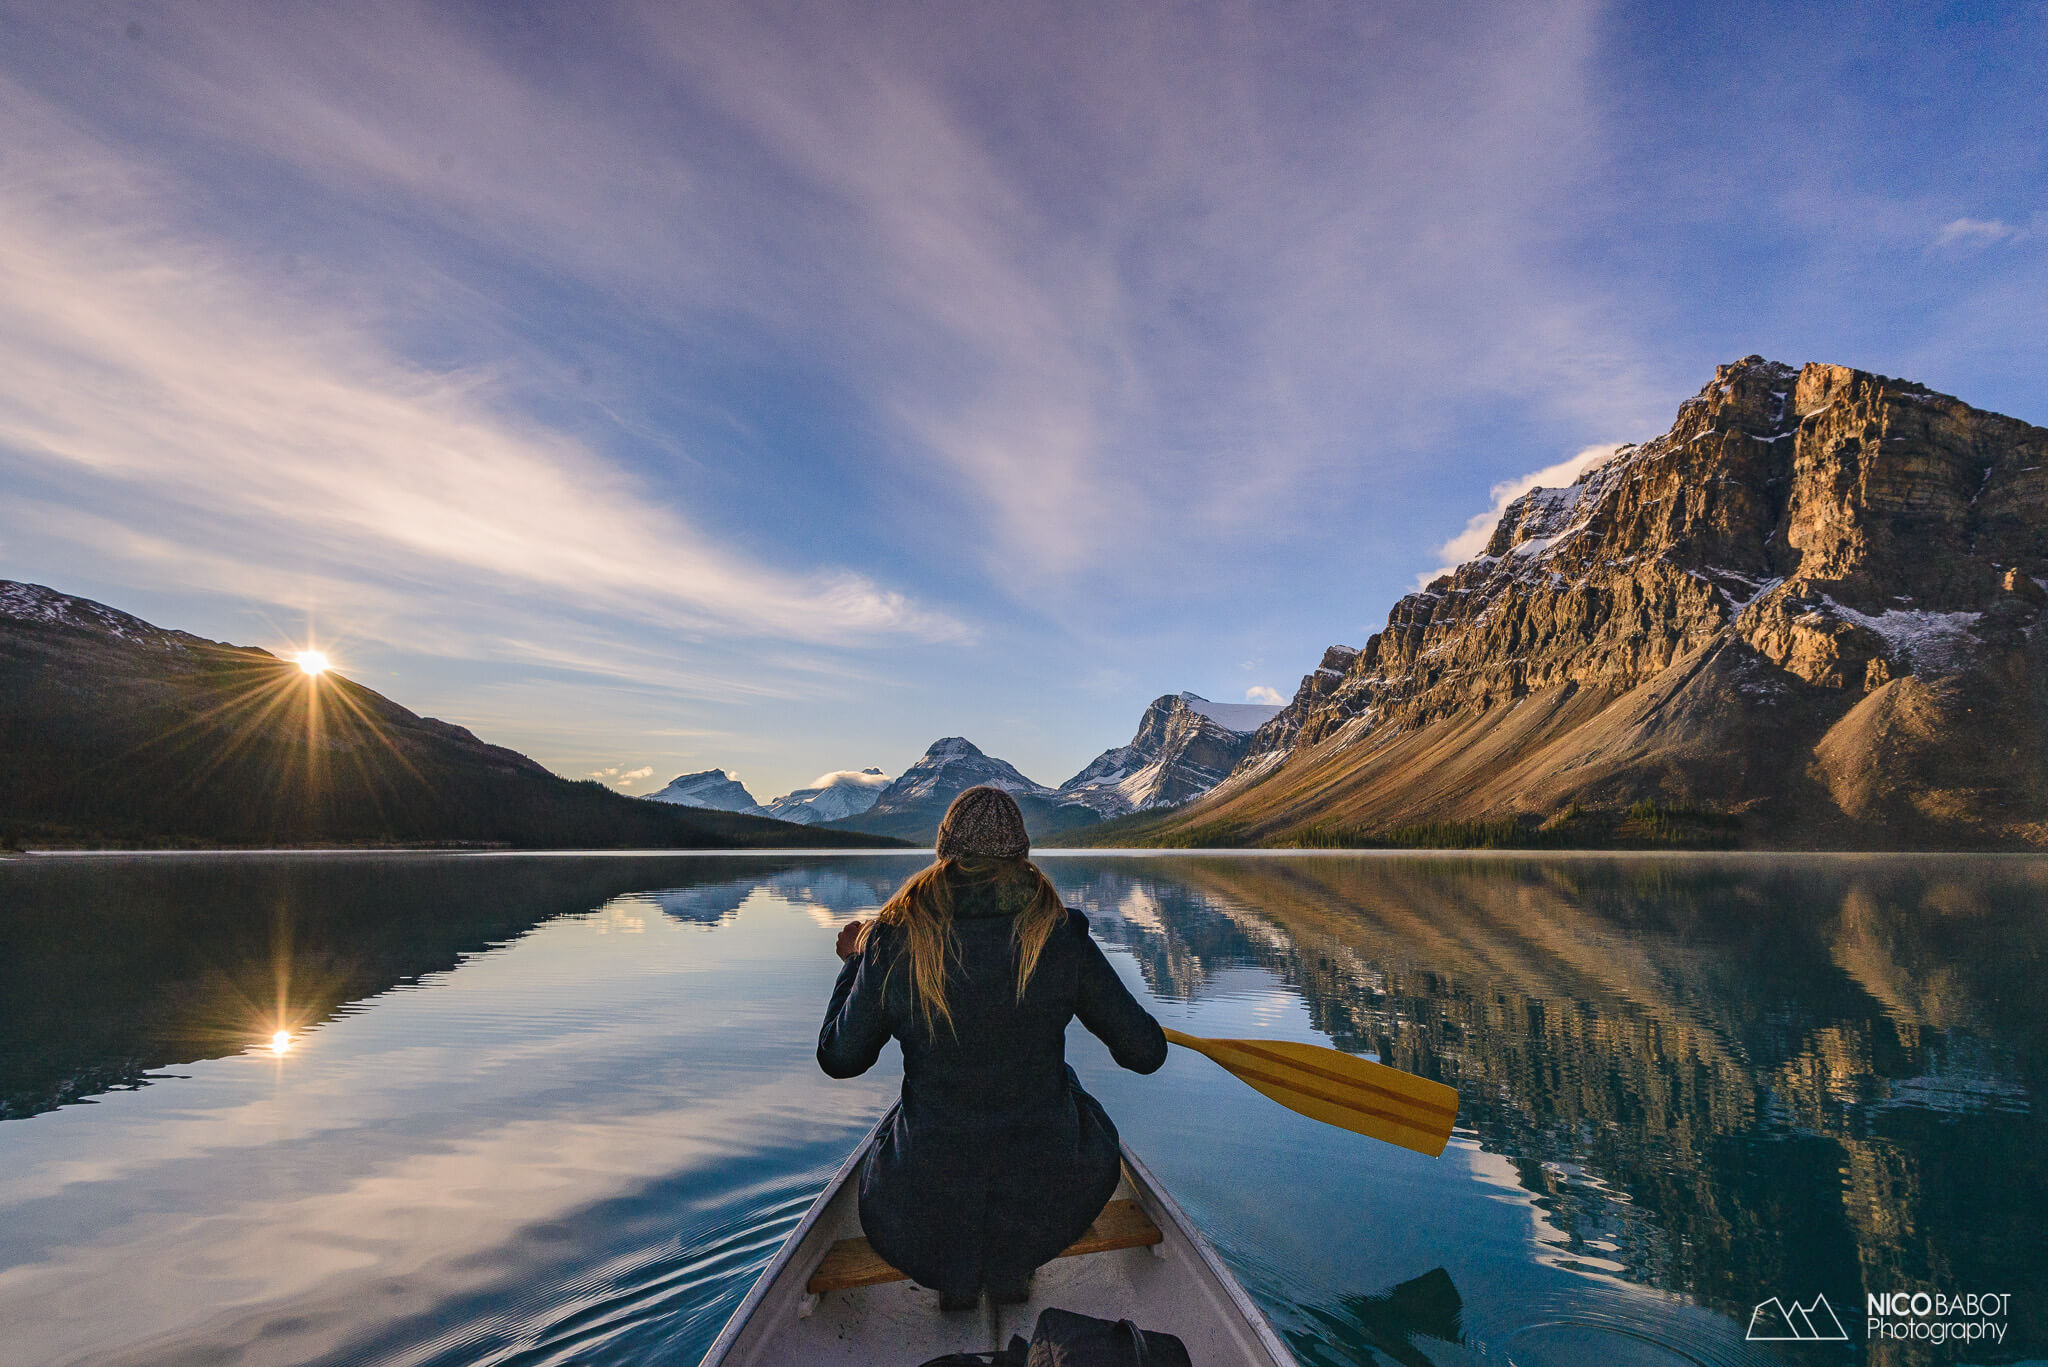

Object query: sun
[295,650,330,676]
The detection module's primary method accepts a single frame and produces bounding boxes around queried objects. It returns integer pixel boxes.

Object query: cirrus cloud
[0,80,961,655]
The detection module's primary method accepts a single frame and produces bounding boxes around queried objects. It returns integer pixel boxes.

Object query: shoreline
[9,845,2047,860]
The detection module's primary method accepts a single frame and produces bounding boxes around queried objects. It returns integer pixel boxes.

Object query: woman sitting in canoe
[818,785,1166,1311]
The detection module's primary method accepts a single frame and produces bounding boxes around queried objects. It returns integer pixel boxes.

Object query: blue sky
[1,1,2043,802]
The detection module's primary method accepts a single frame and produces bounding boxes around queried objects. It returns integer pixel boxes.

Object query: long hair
[861,856,1067,1033]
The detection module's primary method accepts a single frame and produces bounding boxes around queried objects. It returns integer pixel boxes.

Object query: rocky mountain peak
[867,737,1047,815]
[1059,690,1282,816]
[1185,358,2048,847]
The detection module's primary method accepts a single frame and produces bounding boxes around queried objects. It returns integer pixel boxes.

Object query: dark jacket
[817,865,1167,1296]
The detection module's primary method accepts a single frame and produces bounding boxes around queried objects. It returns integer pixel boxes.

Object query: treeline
[0,620,900,850]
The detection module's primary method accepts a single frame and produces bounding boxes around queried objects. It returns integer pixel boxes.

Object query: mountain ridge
[823,736,1100,844]
[0,582,904,850]
[1058,691,1279,816]
[1070,357,2048,850]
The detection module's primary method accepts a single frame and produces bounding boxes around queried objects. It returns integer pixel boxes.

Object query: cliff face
[1058,692,1279,816]
[1169,357,2048,848]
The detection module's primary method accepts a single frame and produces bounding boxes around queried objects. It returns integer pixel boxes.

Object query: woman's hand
[835,919,867,962]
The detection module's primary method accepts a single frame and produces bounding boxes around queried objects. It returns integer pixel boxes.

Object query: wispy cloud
[0,81,959,654]
[1416,443,1623,588]
[626,2,1658,582]
[1932,217,2030,249]
[587,763,654,788]
[1245,685,1285,705]
[11,1,1660,603]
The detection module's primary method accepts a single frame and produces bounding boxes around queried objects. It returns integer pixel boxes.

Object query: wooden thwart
[804,1198,1162,1294]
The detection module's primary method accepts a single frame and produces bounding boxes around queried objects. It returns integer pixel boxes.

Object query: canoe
[702,1118,1296,1365]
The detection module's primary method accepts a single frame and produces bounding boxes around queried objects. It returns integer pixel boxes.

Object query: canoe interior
[703,1126,1294,1366]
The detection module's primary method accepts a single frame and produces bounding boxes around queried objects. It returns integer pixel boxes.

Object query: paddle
[1161,1027,1458,1157]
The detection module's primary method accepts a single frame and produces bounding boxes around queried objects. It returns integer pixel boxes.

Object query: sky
[1,1,2043,803]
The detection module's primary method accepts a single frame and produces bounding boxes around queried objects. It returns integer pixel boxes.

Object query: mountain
[824,737,1101,844]
[0,582,902,850]
[1057,691,1281,816]
[1090,357,2048,850]
[642,769,765,814]
[761,767,892,825]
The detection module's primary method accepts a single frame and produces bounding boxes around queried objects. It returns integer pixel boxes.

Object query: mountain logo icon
[1747,1293,1849,1341]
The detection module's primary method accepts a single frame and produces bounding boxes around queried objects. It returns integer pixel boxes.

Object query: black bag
[913,1307,1192,1367]
[915,1344,1029,1367]
[1025,1307,1193,1367]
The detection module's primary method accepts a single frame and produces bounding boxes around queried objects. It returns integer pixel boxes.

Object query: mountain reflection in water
[0,854,855,1119]
[0,852,2041,1366]
[1069,855,2047,1363]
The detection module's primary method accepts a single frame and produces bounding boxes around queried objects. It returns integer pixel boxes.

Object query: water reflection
[0,852,2041,1366]
[1065,855,2048,1363]
[0,853,888,1118]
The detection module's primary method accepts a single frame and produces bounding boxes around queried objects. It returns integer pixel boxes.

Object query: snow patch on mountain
[762,767,892,824]
[1824,599,1984,672]
[1058,692,1279,817]
[641,768,765,814]
[871,739,1049,814]
[2,580,213,651]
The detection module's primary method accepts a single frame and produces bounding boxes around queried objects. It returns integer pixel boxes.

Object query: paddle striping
[1162,1027,1458,1157]
[1211,1040,1457,1124]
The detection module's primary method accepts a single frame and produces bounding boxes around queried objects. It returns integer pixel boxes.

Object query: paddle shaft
[1162,1027,1458,1158]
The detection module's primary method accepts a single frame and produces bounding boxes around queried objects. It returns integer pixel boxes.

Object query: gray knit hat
[934,786,1030,860]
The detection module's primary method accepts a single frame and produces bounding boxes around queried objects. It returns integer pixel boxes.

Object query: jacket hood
[943,860,1044,920]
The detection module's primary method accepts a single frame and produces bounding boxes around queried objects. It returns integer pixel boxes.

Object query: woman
[818,785,1166,1311]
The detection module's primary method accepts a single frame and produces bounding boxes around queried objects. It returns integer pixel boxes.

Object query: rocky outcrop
[642,769,765,814]
[1156,358,2048,848]
[1059,692,1281,816]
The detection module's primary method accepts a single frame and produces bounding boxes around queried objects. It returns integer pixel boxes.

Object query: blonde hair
[861,856,1067,1033]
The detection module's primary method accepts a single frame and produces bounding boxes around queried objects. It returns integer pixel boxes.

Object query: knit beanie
[934,785,1031,860]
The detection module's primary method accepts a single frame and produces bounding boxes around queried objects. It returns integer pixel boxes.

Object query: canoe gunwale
[701,1115,1295,1366]
[1118,1144,1296,1365]
[699,1115,884,1367]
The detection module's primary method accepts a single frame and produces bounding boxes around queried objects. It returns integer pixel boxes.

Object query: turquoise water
[0,852,2042,1366]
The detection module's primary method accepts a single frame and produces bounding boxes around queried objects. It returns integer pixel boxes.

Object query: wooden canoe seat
[805,1198,1163,1294]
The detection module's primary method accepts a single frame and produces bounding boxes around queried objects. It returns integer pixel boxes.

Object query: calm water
[1,853,2043,1367]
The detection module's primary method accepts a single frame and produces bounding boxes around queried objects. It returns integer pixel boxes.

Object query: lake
[1,852,2042,1366]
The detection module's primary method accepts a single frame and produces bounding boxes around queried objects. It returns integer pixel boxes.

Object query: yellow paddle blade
[1162,1027,1458,1157]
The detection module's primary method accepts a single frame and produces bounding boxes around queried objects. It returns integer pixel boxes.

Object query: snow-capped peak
[762,766,896,825]
[641,768,764,814]
[866,737,1050,814]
